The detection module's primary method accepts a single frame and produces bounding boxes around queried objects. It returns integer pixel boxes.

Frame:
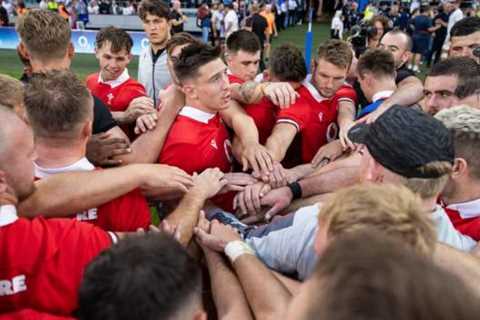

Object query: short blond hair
[320,183,436,256]
[16,9,71,61]
[400,161,452,199]
[0,74,24,112]
[435,105,480,180]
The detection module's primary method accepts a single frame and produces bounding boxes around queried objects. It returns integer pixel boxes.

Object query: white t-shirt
[432,205,477,252]
[224,10,239,39]
[214,10,225,38]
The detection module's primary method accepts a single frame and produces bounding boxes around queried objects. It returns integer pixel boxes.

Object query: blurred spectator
[212,2,225,46]
[368,15,389,48]
[196,2,211,43]
[287,0,297,26]
[224,2,238,39]
[39,0,48,10]
[47,0,58,12]
[170,0,187,33]
[0,0,8,26]
[427,4,449,66]
[331,9,343,39]
[98,0,111,14]
[409,6,432,72]
[88,0,99,14]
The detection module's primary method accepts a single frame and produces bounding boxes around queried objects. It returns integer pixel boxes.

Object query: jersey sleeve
[276,97,310,132]
[333,85,357,108]
[92,96,117,134]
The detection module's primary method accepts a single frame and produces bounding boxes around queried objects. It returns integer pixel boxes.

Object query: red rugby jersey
[158,106,235,211]
[86,70,147,140]
[244,97,279,145]
[0,309,76,319]
[276,82,356,164]
[442,198,480,241]
[34,158,151,232]
[227,72,246,85]
[0,205,114,315]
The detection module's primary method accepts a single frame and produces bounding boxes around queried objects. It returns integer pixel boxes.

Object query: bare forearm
[233,115,259,146]
[19,164,145,217]
[233,254,291,320]
[231,81,265,105]
[434,243,480,297]
[166,191,205,246]
[337,102,356,129]
[384,78,424,108]
[204,249,253,320]
[299,165,360,198]
[111,111,132,125]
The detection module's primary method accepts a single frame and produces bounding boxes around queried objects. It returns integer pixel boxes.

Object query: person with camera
[367,15,389,49]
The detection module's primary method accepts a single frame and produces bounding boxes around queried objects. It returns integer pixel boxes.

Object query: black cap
[348,105,454,178]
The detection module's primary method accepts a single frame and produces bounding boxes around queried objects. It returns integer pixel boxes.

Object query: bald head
[0,105,35,200]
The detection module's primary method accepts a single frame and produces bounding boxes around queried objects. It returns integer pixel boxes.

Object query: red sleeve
[124,80,147,99]
[0,309,76,320]
[85,73,98,92]
[96,188,151,232]
[332,85,357,110]
[276,97,310,131]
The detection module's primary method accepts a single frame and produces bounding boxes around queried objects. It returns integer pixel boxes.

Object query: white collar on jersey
[0,205,18,227]
[179,106,217,124]
[302,75,328,103]
[446,198,480,219]
[372,90,394,103]
[34,157,95,179]
[98,69,130,89]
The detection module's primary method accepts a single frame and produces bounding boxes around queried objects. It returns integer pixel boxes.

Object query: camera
[348,22,378,57]
[473,46,480,58]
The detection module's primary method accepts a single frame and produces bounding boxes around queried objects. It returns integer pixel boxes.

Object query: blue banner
[0,27,149,55]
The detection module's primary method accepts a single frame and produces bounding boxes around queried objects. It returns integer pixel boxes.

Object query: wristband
[0,205,18,226]
[287,181,302,200]
[224,240,255,263]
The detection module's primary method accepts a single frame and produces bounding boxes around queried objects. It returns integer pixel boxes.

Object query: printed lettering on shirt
[326,122,339,142]
[0,275,27,296]
[76,208,98,221]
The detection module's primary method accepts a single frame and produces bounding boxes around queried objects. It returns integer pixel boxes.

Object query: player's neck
[369,81,396,102]
[30,57,71,74]
[421,196,440,213]
[184,98,218,115]
[442,182,480,205]
[34,138,87,169]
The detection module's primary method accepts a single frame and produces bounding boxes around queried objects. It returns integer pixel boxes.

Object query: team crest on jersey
[76,208,98,221]
[210,139,218,149]
[107,93,114,105]
[318,112,324,122]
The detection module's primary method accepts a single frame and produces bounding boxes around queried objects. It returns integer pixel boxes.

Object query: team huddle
[1,0,480,319]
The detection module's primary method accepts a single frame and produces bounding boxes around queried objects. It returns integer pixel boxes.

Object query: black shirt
[170,10,184,34]
[251,13,268,46]
[353,64,416,109]
[0,6,8,26]
[22,74,117,134]
[433,12,449,41]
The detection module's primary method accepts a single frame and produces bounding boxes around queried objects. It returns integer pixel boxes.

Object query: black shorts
[412,34,430,55]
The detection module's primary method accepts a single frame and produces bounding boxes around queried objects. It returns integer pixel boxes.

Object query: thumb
[265,204,282,221]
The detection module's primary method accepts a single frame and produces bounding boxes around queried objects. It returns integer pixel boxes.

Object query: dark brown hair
[317,39,353,69]
[24,70,92,138]
[269,43,306,83]
[96,26,133,54]
[166,32,202,57]
[226,30,261,54]
[138,0,170,21]
[357,48,396,79]
[173,43,222,83]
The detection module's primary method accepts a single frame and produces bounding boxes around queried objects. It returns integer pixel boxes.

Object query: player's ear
[18,42,30,61]
[82,120,93,139]
[181,83,197,99]
[67,42,75,60]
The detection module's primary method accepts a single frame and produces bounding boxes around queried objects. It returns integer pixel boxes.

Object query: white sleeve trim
[277,118,300,132]
[108,231,119,244]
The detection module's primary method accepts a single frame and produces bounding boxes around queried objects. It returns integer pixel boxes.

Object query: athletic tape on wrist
[224,240,255,263]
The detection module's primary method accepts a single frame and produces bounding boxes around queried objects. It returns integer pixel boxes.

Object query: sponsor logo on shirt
[0,275,27,296]
[76,208,98,221]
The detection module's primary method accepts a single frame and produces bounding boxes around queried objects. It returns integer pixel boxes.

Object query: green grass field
[0,22,331,80]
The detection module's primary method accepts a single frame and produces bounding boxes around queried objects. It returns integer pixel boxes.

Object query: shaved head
[0,105,36,200]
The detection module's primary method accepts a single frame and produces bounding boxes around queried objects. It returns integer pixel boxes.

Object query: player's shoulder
[85,73,100,87]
